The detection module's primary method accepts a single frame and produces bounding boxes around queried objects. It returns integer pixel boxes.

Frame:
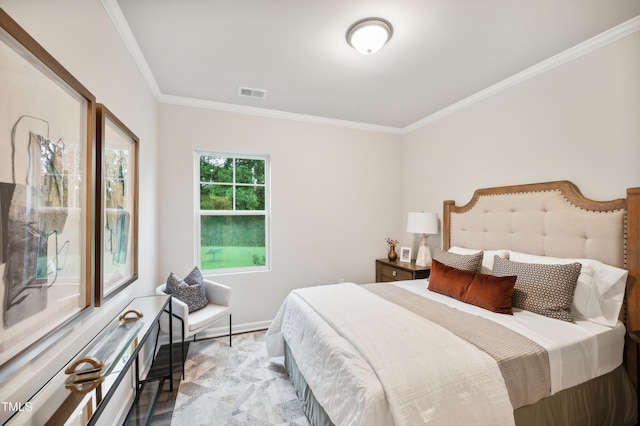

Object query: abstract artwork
[3,120,71,327]
[0,9,94,375]
[95,104,138,306]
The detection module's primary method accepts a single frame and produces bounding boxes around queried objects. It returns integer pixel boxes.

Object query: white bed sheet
[267,282,516,426]
[393,279,626,394]
[268,287,394,426]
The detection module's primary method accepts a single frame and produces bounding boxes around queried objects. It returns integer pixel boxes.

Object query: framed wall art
[95,104,138,306]
[0,9,95,377]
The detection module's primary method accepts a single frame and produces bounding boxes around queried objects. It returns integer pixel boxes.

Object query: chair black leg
[229,314,232,347]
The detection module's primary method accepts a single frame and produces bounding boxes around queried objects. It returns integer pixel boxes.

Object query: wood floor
[127,342,189,425]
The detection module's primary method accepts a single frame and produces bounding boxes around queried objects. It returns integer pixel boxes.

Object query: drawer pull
[392,270,397,277]
[119,309,143,322]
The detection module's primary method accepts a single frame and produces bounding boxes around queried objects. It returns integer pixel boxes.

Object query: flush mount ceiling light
[346,18,393,55]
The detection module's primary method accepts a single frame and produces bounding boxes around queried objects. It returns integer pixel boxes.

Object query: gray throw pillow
[173,279,208,313]
[165,272,182,294]
[166,267,203,293]
[432,248,483,272]
[183,266,204,286]
[492,256,581,322]
[165,267,208,313]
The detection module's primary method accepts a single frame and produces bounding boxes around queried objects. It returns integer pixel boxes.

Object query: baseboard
[156,320,272,346]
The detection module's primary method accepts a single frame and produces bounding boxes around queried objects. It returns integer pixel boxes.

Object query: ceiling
[110,0,640,131]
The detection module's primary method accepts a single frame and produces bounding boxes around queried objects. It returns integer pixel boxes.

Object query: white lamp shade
[346,18,393,55]
[407,212,438,234]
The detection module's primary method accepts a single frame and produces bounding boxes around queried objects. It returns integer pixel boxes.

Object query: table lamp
[407,212,438,267]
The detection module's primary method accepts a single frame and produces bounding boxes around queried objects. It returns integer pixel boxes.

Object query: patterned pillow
[492,256,581,322]
[433,248,483,272]
[173,279,208,313]
[183,266,204,286]
[166,267,203,293]
[165,267,208,313]
[165,272,182,294]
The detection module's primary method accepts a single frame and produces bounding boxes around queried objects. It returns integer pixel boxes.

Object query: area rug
[170,330,311,426]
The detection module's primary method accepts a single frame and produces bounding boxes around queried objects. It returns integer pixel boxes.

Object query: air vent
[238,87,267,99]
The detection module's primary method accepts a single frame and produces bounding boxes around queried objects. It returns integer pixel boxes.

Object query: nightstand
[375,258,430,283]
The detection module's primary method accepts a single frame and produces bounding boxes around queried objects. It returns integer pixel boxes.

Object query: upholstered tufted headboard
[442,181,640,385]
[443,181,626,267]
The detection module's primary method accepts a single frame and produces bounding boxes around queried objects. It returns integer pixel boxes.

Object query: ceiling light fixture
[346,18,393,55]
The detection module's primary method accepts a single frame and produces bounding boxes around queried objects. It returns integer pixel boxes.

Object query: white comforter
[266,283,515,426]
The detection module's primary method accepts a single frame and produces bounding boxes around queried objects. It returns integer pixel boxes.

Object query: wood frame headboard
[442,181,640,386]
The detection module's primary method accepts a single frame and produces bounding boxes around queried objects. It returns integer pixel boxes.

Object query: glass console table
[5,295,173,426]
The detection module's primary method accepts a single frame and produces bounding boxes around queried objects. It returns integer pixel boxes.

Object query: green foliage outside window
[198,154,268,271]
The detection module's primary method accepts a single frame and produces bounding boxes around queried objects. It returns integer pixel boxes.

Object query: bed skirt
[284,343,334,426]
[284,342,637,426]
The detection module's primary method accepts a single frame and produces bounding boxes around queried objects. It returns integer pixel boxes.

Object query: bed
[266,181,640,426]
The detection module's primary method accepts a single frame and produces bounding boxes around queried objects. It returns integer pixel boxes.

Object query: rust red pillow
[429,259,517,314]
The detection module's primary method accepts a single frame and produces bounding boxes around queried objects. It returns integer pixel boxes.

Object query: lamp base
[415,235,432,267]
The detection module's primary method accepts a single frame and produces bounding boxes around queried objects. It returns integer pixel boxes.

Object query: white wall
[0,1,158,423]
[157,104,403,330]
[402,30,640,251]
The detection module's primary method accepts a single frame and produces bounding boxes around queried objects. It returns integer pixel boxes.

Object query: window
[196,151,270,273]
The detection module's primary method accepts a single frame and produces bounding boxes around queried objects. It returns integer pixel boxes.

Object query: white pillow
[507,251,627,327]
[447,246,509,275]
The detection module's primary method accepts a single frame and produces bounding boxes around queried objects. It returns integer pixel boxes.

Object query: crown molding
[101,0,162,99]
[101,0,398,134]
[402,14,640,134]
[158,94,404,134]
[103,1,638,137]
[102,0,401,134]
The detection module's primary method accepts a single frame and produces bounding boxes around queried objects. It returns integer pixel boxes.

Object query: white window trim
[194,150,271,274]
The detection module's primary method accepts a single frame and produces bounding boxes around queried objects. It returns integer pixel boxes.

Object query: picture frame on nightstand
[399,247,411,263]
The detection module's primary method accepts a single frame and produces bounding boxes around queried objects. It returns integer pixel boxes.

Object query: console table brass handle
[119,309,143,322]
[66,377,105,394]
[392,271,397,277]
[65,356,105,375]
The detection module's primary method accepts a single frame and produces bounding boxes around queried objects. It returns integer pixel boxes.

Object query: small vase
[388,246,397,261]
